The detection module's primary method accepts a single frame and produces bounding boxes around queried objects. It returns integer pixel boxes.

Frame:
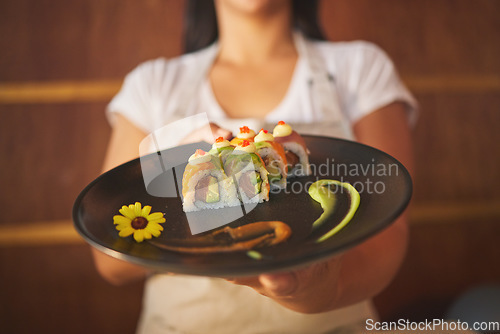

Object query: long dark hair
[183,0,326,53]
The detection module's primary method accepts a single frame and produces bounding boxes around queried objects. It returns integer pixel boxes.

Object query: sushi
[181,122,310,212]
[208,136,234,163]
[273,121,311,177]
[230,126,256,146]
[254,129,288,189]
[223,140,270,204]
[182,149,240,212]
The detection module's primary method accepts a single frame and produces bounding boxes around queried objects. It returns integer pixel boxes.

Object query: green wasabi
[308,180,360,243]
[246,250,263,260]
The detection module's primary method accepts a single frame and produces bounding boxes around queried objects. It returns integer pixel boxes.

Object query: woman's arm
[91,114,152,285]
[230,101,413,313]
[91,115,232,285]
[338,101,413,306]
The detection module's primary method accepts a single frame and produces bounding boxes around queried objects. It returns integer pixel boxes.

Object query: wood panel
[0,80,122,103]
[0,0,185,81]
[0,244,144,334]
[374,217,500,321]
[0,103,110,224]
[1,0,498,81]
[321,0,500,75]
[1,74,500,104]
[412,93,500,203]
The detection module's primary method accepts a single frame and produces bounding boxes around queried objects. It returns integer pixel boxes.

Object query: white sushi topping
[212,137,231,149]
[273,121,292,137]
[254,129,274,143]
[233,140,256,153]
[236,126,255,139]
[188,149,211,164]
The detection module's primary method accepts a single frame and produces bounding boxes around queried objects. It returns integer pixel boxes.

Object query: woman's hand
[226,255,343,314]
[224,103,413,314]
[179,122,232,145]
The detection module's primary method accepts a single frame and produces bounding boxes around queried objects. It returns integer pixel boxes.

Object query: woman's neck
[214,1,296,66]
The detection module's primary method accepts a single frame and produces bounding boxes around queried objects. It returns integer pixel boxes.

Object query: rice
[182,169,239,212]
[257,146,287,189]
[232,166,269,204]
[281,141,311,178]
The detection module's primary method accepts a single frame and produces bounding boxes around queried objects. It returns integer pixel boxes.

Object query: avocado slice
[205,176,220,203]
[249,171,262,194]
[266,163,282,182]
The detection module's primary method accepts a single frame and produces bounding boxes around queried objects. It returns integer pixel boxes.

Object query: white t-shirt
[108,38,416,143]
[107,36,417,334]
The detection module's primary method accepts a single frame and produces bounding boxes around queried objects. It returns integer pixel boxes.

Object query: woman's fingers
[210,123,232,141]
[226,256,343,303]
[227,271,301,298]
[258,272,299,297]
[179,122,232,145]
[225,276,260,287]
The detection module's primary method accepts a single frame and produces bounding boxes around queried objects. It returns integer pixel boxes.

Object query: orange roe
[195,149,206,156]
[215,136,224,143]
[260,128,268,134]
[241,140,250,147]
[278,121,286,125]
[239,126,251,133]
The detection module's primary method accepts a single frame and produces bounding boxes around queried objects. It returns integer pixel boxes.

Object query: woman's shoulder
[308,39,396,79]
[312,39,390,62]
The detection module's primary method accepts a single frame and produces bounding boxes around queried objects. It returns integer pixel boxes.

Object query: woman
[92,0,416,333]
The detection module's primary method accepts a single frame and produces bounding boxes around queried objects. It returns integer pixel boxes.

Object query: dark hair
[183,0,326,53]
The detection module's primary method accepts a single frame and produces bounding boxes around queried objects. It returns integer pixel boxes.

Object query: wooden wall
[1,0,499,333]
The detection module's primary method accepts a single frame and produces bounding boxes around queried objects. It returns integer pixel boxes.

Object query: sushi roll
[273,121,311,177]
[254,129,288,190]
[182,149,240,212]
[230,126,256,146]
[208,136,234,164]
[223,140,270,204]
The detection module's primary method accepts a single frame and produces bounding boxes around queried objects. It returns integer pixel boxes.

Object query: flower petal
[146,225,162,237]
[118,226,135,237]
[142,230,152,240]
[134,202,142,216]
[147,212,164,221]
[115,222,132,231]
[133,230,145,242]
[119,206,136,220]
[113,215,131,225]
[148,218,166,225]
[147,222,164,232]
[141,205,152,217]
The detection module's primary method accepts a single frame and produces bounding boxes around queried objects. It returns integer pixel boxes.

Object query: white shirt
[108,36,416,143]
[107,34,417,334]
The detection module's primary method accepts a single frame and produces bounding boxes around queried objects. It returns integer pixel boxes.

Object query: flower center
[131,217,148,230]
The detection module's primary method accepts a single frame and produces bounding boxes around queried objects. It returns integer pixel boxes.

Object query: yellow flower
[113,202,165,242]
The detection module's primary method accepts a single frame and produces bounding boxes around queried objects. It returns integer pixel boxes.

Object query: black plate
[73,135,412,277]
